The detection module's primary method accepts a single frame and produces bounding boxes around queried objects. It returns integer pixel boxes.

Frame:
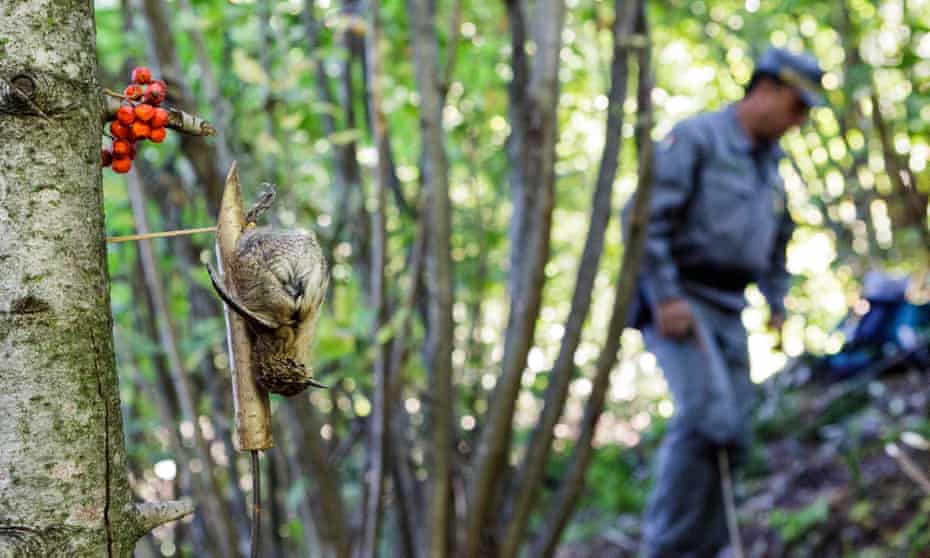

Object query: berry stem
[101,92,216,137]
[102,88,131,101]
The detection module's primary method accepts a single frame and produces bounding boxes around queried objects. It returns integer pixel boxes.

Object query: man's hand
[656,298,695,339]
[769,312,785,350]
[768,312,785,331]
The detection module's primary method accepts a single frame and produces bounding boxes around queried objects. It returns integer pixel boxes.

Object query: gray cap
[753,47,825,107]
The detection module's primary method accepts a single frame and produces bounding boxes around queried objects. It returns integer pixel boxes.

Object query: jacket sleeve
[757,196,795,316]
[639,121,704,305]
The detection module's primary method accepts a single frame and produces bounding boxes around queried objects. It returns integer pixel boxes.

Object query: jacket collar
[723,103,784,160]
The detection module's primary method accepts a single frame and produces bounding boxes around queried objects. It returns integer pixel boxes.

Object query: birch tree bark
[0,2,188,556]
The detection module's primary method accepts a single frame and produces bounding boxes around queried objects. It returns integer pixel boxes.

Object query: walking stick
[718,447,745,558]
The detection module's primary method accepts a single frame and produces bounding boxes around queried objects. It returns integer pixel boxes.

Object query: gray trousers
[640,296,755,558]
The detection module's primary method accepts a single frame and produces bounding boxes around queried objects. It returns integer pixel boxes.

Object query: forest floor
[557,360,930,558]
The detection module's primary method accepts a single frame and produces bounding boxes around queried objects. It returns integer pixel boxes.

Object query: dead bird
[208,227,329,396]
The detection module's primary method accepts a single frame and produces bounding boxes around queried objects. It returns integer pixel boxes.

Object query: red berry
[150,107,170,128]
[128,142,138,160]
[145,81,166,105]
[101,149,113,167]
[149,127,167,143]
[131,66,152,85]
[110,120,131,140]
[116,105,135,125]
[131,121,151,139]
[134,103,154,122]
[112,156,132,172]
[112,139,131,158]
[124,84,144,100]
[112,157,132,174]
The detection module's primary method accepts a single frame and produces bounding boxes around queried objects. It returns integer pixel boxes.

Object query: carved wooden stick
[718,448,745,558]
[215,161,273,451]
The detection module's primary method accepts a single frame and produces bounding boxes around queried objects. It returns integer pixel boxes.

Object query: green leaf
[328,129,363,146]
[232,48,269,85]
[769,497,830,543]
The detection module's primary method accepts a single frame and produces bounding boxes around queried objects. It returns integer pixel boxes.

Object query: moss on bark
[0,2,144,556]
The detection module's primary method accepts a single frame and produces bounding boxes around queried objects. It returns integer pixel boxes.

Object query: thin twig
[885,443,930,495]
[106,226,216,244]
[251,450,262,558]
[245,185,277,226]
[102,92,216,136]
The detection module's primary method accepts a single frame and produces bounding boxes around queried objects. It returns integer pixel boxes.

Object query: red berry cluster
[102,66,171,173]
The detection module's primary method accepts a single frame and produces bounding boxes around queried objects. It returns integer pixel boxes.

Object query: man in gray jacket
[635,48,825,557]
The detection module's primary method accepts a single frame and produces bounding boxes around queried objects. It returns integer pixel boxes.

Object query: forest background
[22,0,930,556]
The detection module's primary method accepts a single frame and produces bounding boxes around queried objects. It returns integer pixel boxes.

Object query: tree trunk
[0,2,188,556]
[141,0,225,215]
[282,396,351,558]
[302,0,360,255]
[175,0,235,173]
[387,215,429,558]
[870,91,930,252]
[336,0,373,289]
[407,1,455,556]
[465,1,566,555]
[358,1,392,556]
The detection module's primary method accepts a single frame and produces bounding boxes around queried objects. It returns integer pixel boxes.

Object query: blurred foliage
[769,496,830,544]
[896,497,930,554]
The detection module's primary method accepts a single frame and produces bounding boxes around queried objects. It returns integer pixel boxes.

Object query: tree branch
[102,92,215,136]
[132,500,195,541]
[499,2,637,554]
